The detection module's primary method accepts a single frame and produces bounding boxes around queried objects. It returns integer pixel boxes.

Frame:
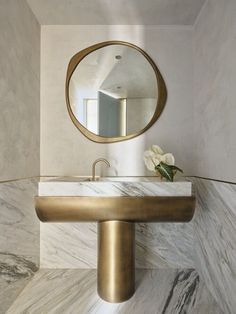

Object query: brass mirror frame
[65,41,167,143]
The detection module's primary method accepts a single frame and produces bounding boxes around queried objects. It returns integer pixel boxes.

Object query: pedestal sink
[35,176,195,303]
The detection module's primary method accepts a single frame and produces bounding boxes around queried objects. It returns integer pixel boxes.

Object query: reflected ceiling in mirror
[66,41,167,143]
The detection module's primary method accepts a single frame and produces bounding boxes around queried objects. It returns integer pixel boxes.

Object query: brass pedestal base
[35,195,195,302]
[98,221,135,303]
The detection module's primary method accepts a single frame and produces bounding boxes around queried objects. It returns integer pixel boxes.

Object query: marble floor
[6,269,223,314]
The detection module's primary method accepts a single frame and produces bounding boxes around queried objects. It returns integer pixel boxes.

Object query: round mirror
[66,41,167,143]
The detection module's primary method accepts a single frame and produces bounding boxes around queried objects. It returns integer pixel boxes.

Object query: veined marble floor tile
[7,269,222,314]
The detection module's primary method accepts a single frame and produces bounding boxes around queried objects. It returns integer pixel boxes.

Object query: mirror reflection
[69,45,158,137]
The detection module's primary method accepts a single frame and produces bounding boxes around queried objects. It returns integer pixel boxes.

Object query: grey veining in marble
[136,222,194,268]
[39,179,192,197]
[0,178,40,313]
[40,221,194,269]
[40,222,97,268]
[7,268,222,314]
[191,177,236,314]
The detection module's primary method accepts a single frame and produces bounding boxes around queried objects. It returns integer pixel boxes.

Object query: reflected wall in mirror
[66,41,167,143]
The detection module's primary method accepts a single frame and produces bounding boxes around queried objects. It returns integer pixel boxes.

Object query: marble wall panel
[40,223,97,268]
[191,178,236,314]
[40,221,194,269]
[136,222,194,268]
[0,178,40,313]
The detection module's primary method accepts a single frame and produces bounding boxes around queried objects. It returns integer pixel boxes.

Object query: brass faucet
[92,158,110,181]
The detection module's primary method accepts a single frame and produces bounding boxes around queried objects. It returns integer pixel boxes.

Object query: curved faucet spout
[92,158,110,181]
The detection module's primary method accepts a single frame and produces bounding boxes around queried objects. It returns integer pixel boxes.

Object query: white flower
[160,153,175,165]
[143,150,161,171]
[144,145,175,172]
[151,145,164,155]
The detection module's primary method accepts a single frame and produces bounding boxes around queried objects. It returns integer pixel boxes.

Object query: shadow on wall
[104,24,150,176]
[105,134,147,176]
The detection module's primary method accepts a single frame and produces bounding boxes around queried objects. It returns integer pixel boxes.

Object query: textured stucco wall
[41,25,193,177]
[0,0,40,181]
[193,0,236,182]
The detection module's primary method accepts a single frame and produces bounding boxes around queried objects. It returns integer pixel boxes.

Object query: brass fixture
[35,196,195,223]
[35,193,195,303]
[98,221,135,302]
[92,158,110,181]
[65,40,167,143]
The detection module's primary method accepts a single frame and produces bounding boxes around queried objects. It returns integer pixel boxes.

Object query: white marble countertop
[39,176,192,197]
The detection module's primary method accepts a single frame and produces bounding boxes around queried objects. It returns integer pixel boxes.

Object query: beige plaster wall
[0,0,40,181]
[193,0,236,182]
[41,25,193,176]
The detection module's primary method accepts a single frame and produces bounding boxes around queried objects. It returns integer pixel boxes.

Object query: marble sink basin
[43,175,186,182]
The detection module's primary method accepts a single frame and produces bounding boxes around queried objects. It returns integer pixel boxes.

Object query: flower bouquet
[143,145,183,182]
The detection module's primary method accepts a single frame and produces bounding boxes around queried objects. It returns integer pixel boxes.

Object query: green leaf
[169,165,183,173]
[155,162,174,181]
